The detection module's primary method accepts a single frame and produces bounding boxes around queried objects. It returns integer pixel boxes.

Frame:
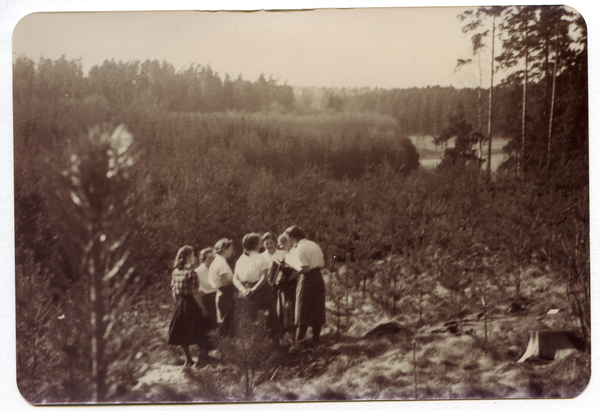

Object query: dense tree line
[13,56,296,113]
[13,54,489,137]
[295,85,497,137]
[13,4,586,166]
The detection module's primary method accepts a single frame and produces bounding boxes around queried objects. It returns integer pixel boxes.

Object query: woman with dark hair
[195,247,218,331]
[272,233,298,337]
[168,245,208,366]
[260,232,277,260]
[233,233,279,340]
[260,232,280,285]
[284,226,327,347]
[208,238,236,337]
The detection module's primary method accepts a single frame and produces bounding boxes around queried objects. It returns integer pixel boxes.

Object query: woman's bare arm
[233,271,247,294]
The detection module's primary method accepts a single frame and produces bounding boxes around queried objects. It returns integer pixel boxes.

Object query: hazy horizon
[12,8,497,90]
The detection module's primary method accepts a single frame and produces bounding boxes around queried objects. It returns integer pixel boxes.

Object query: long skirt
[247,285,279,339]
[216,285,237,337]
[277,279,297,332]
[168,295,207,346]
[201,291,218,331]
[295,267,326,327]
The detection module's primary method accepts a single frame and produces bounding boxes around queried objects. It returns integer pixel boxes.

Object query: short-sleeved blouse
[284,247,303,272]
[293,238,324,271]
[208,254,234,289]
[235,251,270,283]
[195,263,218,294]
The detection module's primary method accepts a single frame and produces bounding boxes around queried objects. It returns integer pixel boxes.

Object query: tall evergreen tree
[459,6,507,176]
[497,6,539,176]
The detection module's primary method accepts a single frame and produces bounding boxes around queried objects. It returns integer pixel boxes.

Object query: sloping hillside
[122,263,589,402]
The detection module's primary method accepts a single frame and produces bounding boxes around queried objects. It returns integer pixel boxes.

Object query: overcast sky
[12,7,494,89]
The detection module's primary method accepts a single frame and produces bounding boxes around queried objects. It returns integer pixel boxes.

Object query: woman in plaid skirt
[168,245,208,366]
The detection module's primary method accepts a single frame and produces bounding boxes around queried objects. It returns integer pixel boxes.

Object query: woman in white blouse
[284,226,326,347]
[208,238,236,337]
[194,247,218,331]
[233,233,279,340]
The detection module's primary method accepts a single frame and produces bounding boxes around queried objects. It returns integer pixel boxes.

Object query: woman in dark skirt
[195,247,218,331]
[168,245,208,366]
[233,233,279,341]
[208,238,236,337]
[274,233,298,336]
[284,226,327,347]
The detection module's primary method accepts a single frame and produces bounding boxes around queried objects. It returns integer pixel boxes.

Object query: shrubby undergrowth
[15,128,588,401]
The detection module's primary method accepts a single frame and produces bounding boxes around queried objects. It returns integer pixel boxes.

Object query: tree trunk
[362,267,367,298]
[483,270,488,345]
[90,239,107,402]
[245,363,250,399]
[418,290,423,324]
[412,338,418,399]
[487,15,496,177]
[477,53,484,162]
[392,264,397,315]
[516,259,521,299]
[478,86,483,161]
[345,265,350,329]
[546,26,559,178]
[520,27,529,176]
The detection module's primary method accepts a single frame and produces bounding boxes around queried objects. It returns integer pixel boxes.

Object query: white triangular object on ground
[517,330,579,362]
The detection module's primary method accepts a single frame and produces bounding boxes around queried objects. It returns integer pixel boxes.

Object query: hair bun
[242,232,261,252]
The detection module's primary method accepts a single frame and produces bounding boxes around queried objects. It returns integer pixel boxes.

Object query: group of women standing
[167,225,327,367]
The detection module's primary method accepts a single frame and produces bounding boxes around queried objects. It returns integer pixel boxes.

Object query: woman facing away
[233,233,279,341]
[168,245,209,367]
[273,233,299,337]
[195,247,218,331]
[208,238,236,337]
[284,226,327,347]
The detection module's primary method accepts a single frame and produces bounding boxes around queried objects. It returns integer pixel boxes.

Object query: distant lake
[409,135,509,172]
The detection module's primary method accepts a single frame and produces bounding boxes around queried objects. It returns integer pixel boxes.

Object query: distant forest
[13,3,588,172]
[12,55,567,138]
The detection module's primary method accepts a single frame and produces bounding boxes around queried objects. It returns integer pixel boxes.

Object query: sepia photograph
[6,0,594,407]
